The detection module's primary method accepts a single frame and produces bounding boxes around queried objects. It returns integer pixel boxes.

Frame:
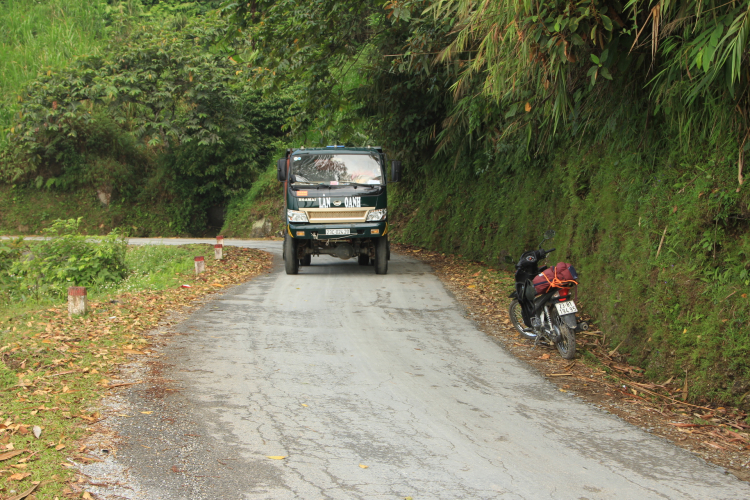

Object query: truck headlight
[366,208,387,221]
[287,209,309,223]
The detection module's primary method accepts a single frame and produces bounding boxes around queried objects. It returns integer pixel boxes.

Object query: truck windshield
[291,154,383,186]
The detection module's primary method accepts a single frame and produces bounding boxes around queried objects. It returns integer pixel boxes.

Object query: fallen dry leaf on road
[0,449,25,461]
[140,411,153,415]
[5,481,39,500]
[267,456,286,460]
[122,349,145,355]
[359,464,369,469]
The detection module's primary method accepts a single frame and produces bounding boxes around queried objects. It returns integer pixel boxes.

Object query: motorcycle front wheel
[509,299,536,341]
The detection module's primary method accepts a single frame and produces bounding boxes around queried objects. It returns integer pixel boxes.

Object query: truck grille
[301,208,369,223]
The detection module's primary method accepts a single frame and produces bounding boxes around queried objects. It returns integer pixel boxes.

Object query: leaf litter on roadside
[0,244,272,498]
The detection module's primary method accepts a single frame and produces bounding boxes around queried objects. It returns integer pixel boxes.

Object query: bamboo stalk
[656,225,668,258]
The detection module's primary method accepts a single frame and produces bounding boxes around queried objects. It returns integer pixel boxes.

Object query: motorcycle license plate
[555,300,578,315]
[325,229,350,235]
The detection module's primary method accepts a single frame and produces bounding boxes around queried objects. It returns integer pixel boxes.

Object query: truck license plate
[555,300,578,315]
[325,229,350,235]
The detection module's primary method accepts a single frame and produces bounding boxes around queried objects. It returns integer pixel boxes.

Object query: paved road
[83,238,750,499]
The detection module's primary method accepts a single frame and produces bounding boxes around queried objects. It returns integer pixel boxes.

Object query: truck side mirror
[391,160,402,183]
[277,157,287,182]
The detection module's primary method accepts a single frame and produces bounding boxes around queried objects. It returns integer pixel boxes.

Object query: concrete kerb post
[194,256,205,275]
[216,235,224,246]
[214,244,223,260]
[68,287,87,317]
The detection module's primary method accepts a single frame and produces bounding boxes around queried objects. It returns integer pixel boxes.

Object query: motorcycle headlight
[287,209,309,223]
[366,208,387,221]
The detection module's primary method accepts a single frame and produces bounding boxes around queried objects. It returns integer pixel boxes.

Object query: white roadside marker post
[194,256,205,275]
[68,287,87,317]
[216,235,224,246]
[215,244,223,260]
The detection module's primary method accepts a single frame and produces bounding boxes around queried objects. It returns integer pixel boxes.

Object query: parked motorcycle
[507,230,588,360]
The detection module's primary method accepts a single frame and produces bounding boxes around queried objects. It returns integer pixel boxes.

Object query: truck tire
[300,254,311,266]
[357,254,369,266]
[284,234,299,275]
[387,239,391,260]
[375,235,388,274]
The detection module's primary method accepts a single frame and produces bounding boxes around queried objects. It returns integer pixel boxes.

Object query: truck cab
[277,146,401,275]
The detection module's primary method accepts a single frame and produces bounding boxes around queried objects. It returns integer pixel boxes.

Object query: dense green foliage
[0,2,300,235]
[0,0,116,137]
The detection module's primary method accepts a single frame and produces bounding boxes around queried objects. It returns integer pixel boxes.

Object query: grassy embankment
[222,163,284,238]
[388,143,750,406]
[0,243,272,498]
[0,0,115,140]
[0,185,183,237]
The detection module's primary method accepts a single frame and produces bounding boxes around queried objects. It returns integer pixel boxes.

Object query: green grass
[0,0,117,136]
[96,244,203,296]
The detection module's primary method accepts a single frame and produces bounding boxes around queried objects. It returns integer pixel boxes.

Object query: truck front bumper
[288,221,388,240]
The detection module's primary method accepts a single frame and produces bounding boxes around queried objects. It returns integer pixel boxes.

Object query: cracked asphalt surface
[84,238,750,499]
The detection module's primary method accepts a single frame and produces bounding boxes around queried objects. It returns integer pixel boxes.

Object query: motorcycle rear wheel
[509,299,536,340]
[553,317,576,359]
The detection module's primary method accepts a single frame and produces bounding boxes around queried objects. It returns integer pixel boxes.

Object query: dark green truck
[277,146,402,275]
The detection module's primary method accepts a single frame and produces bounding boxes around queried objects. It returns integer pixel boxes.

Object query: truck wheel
[375,235,388,275]
[284,234,299,275]
[300,254,311,266]
[387,239,391,260]
[357,254,369,266]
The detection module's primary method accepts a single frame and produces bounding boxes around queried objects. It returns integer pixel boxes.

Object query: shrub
[11,218,127,300]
